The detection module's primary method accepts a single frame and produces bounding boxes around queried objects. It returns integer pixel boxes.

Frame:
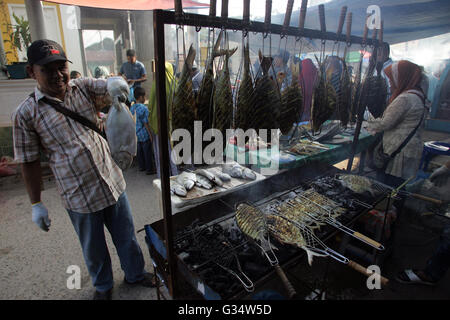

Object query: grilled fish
[301,189,346,217]
[197,31,228,130]
[267,214,327,265]
[235,203,266,242]
[235,43,255,132]
[213,46,237,143]
[176,171,196,191]
[337,58,352,127]
[279,76,303,135]
[172,44,197,144]
[274,205,324,231]
[311,56,337,133]
[252,50,281,141]
[337,174,377,196]
[276,199,325,230]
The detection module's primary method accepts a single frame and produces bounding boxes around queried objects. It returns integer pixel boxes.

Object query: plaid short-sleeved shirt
[13,78,126,213]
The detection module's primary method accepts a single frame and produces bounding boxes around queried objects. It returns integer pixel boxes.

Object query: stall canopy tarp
[46,0,208,11]
[270,0,450,45]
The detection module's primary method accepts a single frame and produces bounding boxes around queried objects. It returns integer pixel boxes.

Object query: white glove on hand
[107,76,130,103]
[32,202,51,232]
[429,165,450,187]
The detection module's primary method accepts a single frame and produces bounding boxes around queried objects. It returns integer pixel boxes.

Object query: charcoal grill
[144,162,390,299]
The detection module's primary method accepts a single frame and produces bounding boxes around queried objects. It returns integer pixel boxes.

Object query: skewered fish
[337,58,352,127]
[311,56,337,133]
[172,44,197,144]
[170,180,187,197]
[279,76,303,135]
[235,203,266,242]
[195,173,213,190]
[213,47,238,143]
[252,51,281,141]
[235,43,255,132]
[197,31,230,130]
[176,171,196,191]
[267,214,327,265]
[337,174,377,196]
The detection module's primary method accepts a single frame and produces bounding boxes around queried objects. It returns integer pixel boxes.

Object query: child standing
[130,87,155,175]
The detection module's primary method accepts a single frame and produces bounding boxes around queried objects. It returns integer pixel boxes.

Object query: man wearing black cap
[13,40,156,300]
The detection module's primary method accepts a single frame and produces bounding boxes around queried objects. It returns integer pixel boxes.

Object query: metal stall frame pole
[153,10,177,298]
[346,19,371,173]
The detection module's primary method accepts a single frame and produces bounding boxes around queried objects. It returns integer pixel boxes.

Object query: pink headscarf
[299,59,318,121]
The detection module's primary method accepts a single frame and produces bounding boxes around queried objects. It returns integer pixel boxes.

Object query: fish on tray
[195,168,223,187]
[170,180,187,197]
[208,168,231,182]
[195,173,213,190]
[176,171,196,191]
[222,162,256,180]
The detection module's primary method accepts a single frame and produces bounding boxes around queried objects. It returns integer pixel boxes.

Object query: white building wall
[59,5,83,76]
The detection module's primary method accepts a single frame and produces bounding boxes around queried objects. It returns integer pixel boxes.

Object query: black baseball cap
[27,39,72,66]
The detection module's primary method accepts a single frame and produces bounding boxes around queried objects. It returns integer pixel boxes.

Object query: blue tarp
[269,0,450,44]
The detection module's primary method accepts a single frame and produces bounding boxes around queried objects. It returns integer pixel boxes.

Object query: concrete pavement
[0,166,168,300]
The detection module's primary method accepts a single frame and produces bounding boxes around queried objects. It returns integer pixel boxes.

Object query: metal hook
[195,26,201,32]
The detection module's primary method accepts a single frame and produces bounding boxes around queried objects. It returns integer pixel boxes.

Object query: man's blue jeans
[67,192,146,292]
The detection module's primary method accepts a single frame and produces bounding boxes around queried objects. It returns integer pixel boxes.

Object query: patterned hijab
[384,60,424,104]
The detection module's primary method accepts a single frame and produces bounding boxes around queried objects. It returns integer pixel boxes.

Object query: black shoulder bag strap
[30,92,106,139]
[388,91,425,159]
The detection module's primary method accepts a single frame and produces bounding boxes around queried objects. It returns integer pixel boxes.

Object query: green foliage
[4,12,32,60]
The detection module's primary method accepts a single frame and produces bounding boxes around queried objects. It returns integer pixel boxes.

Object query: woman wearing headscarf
[298,58,318,122]
[366,60,427,186]
[148,62,178,178]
